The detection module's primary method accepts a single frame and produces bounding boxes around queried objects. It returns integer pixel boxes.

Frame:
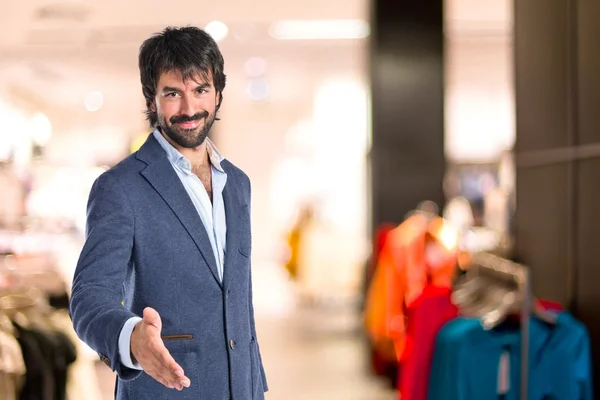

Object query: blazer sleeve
[245,176,269,392]
[69,171,142,381]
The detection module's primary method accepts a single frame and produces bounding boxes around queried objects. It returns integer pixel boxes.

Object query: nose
[179,95,196,117]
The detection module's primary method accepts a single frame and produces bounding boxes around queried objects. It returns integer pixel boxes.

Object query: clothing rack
[470,252,531,400]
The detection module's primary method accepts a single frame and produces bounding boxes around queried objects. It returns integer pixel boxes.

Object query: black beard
[158,111,215,148]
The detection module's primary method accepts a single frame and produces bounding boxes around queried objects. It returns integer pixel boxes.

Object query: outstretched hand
[130,307,191,390]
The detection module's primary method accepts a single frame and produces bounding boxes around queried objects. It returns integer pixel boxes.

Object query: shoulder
[222,159,251,192]
[92,152,145,191]
[111,151,146,174]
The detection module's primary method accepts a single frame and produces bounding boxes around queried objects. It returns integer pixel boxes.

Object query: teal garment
[530,312,593,400]
[428,313,592,400]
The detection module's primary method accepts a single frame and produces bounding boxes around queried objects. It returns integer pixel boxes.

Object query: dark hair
[138,26,227,127]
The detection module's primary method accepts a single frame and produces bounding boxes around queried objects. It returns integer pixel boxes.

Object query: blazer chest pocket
[162,334,194,341]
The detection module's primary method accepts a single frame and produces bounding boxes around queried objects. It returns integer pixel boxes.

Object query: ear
[150,101,156,112]
[214,92,224,121]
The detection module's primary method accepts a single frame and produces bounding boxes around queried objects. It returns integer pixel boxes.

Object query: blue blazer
[70,133,268,400]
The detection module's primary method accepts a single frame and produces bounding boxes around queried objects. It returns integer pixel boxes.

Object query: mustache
[170,111,209,124]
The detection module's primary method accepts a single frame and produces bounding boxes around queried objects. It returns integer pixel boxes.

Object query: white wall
[445,0,514,163]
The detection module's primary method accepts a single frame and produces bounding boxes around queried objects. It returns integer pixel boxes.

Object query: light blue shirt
[118,129,228,370]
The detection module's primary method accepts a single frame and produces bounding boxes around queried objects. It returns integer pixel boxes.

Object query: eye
[196,88,208,94]
[165,92,180,98]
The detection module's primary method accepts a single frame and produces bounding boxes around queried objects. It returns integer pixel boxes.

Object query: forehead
[157,69,213,89]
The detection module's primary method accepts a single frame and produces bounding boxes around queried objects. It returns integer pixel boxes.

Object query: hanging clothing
[13,320,77,400]
[428,312,593,400]
[52,330,77,400]
[364,214,457,361]
[363,216,424,363]
[284,223,302,280]
[363,224,397,377]
[51,311,104,400]
[399,285,457,400]
[0,329,26,400]
[13,321,55,400]
[365,223,395,289]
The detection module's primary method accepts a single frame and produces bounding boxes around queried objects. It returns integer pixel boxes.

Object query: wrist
[118,316,143,370]
[130,320,142,365]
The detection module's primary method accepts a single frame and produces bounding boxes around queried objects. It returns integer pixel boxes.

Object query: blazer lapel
[137,134,222,288]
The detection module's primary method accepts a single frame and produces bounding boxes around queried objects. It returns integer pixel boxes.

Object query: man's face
[152,69,221,148]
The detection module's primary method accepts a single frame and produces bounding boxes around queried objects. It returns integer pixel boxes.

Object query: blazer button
[229,339,236,350]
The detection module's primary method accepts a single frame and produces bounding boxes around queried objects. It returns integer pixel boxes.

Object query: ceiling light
[85,91,103,112]
[29,112,53,146]
[269,19,370,40]
[205,21,229,42]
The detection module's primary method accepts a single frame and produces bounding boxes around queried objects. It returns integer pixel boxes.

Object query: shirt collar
[153,129,225,173]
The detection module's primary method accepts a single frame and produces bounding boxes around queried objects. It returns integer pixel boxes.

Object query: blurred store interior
[0,0,599,399]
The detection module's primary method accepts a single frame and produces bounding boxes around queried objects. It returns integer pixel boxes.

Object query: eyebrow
[161,83,212,93]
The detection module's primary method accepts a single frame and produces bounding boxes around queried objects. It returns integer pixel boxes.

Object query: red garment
[537,298,563,312]
[398,285,458,400]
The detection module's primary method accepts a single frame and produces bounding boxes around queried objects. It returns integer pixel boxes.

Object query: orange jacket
[364,214,458,360]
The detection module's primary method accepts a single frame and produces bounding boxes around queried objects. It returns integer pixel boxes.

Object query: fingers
[146,368,175,389]
[147,339,191,390]
[145,353,190,390]
[146,367,189,391]
[151,339,182,375]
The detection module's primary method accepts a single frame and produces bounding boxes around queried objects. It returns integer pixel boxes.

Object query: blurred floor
[255,313,396,400]
[95,264,395,399]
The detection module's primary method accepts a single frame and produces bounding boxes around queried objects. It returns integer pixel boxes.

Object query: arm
[69,172,141,380]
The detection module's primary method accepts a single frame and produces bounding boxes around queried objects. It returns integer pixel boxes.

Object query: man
[70,26,268,400]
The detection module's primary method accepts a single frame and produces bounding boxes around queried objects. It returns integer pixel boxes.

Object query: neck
[160,130,211,167]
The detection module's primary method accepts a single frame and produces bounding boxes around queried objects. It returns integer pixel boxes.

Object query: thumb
[142,307,162,332]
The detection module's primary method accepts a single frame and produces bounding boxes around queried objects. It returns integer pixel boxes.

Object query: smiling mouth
[175,120,201,129]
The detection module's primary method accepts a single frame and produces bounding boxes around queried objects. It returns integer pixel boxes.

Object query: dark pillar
[514,0,600,392]
[369,1,446,232]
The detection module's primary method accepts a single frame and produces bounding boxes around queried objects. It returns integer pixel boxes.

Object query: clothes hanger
[452,252,557,328]
[404,200,439,222]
